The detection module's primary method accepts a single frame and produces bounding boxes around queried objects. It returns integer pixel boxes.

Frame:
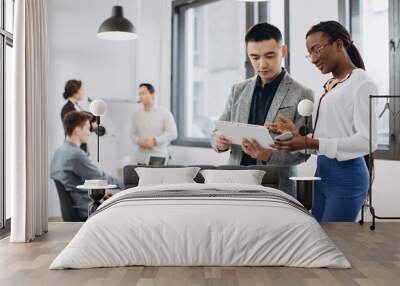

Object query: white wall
[47,0,140,217]
[289,0,337,94]
[135,0,172,108]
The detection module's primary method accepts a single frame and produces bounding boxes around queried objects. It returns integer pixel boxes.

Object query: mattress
[50,183,351,269]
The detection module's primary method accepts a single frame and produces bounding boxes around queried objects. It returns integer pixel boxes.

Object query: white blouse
[68,99,82,111]
[313,69,378,161]
[130,105,178,164]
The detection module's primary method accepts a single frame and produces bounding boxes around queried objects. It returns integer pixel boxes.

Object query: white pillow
[135,167,201,186]
[200,169,266,185]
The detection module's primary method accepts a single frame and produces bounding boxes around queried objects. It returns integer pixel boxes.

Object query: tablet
[215,121,274,149]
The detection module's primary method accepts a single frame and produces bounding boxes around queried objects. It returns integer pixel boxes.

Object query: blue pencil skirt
[312,155,369,222]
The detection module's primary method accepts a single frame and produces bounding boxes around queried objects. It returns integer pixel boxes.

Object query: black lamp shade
[97,6,138,41]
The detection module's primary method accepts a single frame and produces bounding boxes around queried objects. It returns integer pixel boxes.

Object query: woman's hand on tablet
[266,113,299,136]
[270,136,319,151]
[241,138,272,161]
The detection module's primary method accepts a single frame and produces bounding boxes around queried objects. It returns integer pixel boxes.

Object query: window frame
[339,0,400,161]
[171,0,290,148]
[0,0,14,232]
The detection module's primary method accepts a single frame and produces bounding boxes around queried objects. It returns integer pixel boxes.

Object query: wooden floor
[1,222,399,286]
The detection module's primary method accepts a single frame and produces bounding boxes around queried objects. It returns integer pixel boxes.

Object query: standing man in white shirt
[131,83,178,164]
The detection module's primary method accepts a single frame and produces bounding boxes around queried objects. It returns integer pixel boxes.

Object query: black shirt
[240,68,286,166]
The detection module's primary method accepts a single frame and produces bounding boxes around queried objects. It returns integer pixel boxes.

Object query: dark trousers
[313,156,369,222]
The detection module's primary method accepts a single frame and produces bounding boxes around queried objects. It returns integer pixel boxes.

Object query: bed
[49,165,350,269]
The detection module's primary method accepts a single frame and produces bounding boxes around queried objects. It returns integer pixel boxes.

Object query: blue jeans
[312,156,369,222]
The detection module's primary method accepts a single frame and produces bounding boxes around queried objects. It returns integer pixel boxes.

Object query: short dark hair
[139,83,155,94]
[63,111,93,136]
[245,22,283,45]
[63,79,82,99]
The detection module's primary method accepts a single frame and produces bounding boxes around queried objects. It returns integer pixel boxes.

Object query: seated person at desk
[131,83,178,164]
[50,111,123,221]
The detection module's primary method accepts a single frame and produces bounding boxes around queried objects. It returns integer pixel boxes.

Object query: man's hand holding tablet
[215,131,232,151]
[215,121,275,149]
[215,121,276,161]
[241,138,273,161]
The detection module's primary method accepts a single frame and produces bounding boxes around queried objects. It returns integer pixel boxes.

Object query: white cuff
[154,137,162,145]
[318,138,338,159]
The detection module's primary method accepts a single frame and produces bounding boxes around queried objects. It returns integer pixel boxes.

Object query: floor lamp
[89,99,107,162]
[290,99,320,211]
[297,99,314,154]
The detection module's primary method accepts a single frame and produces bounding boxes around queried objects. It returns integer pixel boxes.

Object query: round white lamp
[89,99,107,116]
[297,99,314,156]
[297,99,314,117]
[89,99,108,162]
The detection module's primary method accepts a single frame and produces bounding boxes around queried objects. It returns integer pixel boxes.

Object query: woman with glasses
[252,21,378,222]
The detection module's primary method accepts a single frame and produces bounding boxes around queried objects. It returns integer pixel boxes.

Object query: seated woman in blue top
[243,21,378,222]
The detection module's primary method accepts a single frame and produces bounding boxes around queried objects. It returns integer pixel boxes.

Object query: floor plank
[0,222,399,286]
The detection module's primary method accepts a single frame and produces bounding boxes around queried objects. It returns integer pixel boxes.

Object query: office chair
[53,180,83,222]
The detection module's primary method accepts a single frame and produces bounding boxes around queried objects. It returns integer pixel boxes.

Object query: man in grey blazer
[211,23,314,197]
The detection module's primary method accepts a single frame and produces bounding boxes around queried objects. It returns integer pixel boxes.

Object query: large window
[172,0,287,147]
[341,0,400,160]
[0,0,14,232]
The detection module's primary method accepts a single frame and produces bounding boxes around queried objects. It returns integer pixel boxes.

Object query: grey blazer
[211,72,314,197]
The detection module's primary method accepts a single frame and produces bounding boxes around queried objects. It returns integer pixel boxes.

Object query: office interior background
[0,0,399,224]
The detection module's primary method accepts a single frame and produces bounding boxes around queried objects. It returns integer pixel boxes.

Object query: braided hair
[307,21,374,179]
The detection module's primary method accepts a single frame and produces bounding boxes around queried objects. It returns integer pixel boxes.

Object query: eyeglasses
[305,42,331,61]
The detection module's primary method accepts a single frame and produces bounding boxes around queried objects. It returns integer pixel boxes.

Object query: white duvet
[50,183,351,269]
